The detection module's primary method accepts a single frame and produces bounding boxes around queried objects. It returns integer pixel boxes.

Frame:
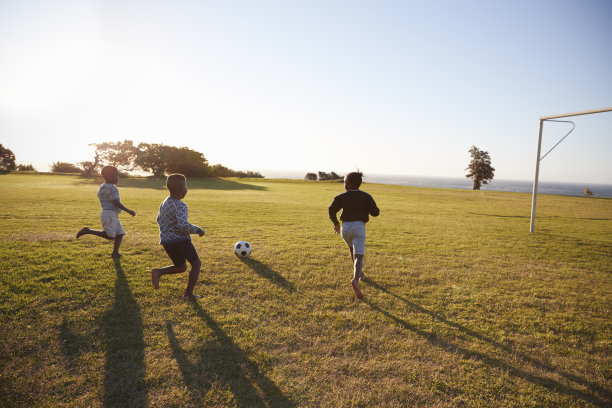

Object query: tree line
[0,141,263,178]
[1,142,498,190]
[304,171,343,181]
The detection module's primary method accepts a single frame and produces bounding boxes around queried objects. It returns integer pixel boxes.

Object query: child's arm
[369,196,380,217]
[328,199,341,234]
[112,199,136,216]
[176,204,204,236]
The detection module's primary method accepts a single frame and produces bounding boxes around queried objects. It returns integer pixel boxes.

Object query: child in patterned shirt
[151,173,205,300]
[76,166,136,258]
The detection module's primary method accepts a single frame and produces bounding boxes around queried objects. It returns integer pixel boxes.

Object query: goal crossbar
[530,107,612,233]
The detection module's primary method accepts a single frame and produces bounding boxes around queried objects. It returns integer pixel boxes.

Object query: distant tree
[210,164,235,177]
[318,171,330,181]
[51,161,81,173]
[135,143,170,177]
[78,152,101,176]
[92,140,138,172]
[16,164,36,171]
[317,171,342,181]
[305,172,317,180]
[165,146,209,177]
[235,170,264,178]
[210,164,263,178]
[465,145,495,190]
[0,144,16,172]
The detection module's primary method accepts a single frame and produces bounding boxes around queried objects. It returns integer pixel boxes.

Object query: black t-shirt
[328,190,380,225]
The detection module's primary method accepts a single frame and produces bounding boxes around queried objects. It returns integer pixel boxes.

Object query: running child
[151,174,205,300]
[76,166,136,258]
[328,171,380,299]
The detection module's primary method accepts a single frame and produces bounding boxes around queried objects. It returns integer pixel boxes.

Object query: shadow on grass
[75,176,267,191]
[59,319,90,369]
[101,260,147,408]
[240,258,295,292]
[367,279,611,407]
[166,302,294,407]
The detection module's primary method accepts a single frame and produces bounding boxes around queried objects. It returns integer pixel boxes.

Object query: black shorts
[162,240,200,266]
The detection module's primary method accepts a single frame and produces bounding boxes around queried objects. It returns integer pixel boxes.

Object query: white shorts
[341,221,366,256]
[100,210,125,238]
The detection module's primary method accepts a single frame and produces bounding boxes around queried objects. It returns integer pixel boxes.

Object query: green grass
[1,173,610,407]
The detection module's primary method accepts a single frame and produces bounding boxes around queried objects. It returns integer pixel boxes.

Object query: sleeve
[110,185,120,202]
[369,196,380,217]
[328,196,341,225]
[176,203,203,235]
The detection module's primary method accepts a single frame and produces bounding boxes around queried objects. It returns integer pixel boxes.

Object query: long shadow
[101,260,147,408]
[240,258,295,292]
[166,303,294,407]
[367,280,611,406]
[59,318,90,370]
[75,176,267,191]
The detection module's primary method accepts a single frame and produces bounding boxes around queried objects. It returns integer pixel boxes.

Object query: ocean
[259,170,612,198]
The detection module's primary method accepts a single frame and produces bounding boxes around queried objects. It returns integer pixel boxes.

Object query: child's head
[167,173,187,199]
[344,171,364,190]
[101,166,119,184]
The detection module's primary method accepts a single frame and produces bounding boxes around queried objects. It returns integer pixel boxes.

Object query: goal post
[530,107,612,233]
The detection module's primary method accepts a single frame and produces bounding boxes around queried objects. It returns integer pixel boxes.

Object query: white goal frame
[530,107,612,232]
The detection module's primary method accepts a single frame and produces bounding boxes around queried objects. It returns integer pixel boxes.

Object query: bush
[16,164,36,171]
[51,161,81,173]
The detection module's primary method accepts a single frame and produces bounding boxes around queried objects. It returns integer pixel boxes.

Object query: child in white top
[76,166,135,258]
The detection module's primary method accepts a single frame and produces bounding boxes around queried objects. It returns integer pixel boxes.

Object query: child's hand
[198,228,205,236]
[128,210,136,217]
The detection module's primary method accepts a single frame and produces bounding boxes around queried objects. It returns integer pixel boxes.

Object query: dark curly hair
[345,171,364,188]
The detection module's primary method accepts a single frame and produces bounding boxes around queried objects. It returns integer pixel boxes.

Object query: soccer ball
[234,241,252,258]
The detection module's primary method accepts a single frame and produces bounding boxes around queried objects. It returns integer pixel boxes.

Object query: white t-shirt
[97,183,121,213]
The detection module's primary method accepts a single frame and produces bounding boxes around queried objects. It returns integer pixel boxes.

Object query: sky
[1,0,611,183]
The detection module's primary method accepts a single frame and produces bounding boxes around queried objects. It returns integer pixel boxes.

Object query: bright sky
[1,0,611,183]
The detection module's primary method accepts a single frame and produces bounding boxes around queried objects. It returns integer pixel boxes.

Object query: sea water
[260,170,612,197]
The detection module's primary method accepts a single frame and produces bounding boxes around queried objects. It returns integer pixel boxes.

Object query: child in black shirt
[329,171,380,299]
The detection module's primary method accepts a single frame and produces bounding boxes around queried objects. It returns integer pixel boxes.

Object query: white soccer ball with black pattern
[234,241,252,258]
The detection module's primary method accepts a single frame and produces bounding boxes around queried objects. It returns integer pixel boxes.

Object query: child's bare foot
[151,269,161,289]
[76,227,89,239]
[111,253,122,259]
[359,274,367,282]
[182,293,202,301]
[351,279,363,300]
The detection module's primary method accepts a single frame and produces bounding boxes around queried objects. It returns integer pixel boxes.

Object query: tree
[92,140,138,172]
[16,164,36,171]
[465,145,495,190]
[135,143,170,177]
[305,172,317,180]
[134,144,210,177]
[51,161,81,173]
[0,144,16,172]
[164,146,209,177]
[79,152,101,176]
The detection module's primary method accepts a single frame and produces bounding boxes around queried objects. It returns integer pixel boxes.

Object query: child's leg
[151,263,188,289]
[111,234,124,258]
[354,255,364,281]
[183,259,201,300]
[76,227,113,240]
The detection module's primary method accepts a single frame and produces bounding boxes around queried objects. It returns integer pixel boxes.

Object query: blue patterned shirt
[157,197,204,244]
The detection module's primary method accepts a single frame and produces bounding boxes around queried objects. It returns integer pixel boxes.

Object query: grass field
[0,173,610,407]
